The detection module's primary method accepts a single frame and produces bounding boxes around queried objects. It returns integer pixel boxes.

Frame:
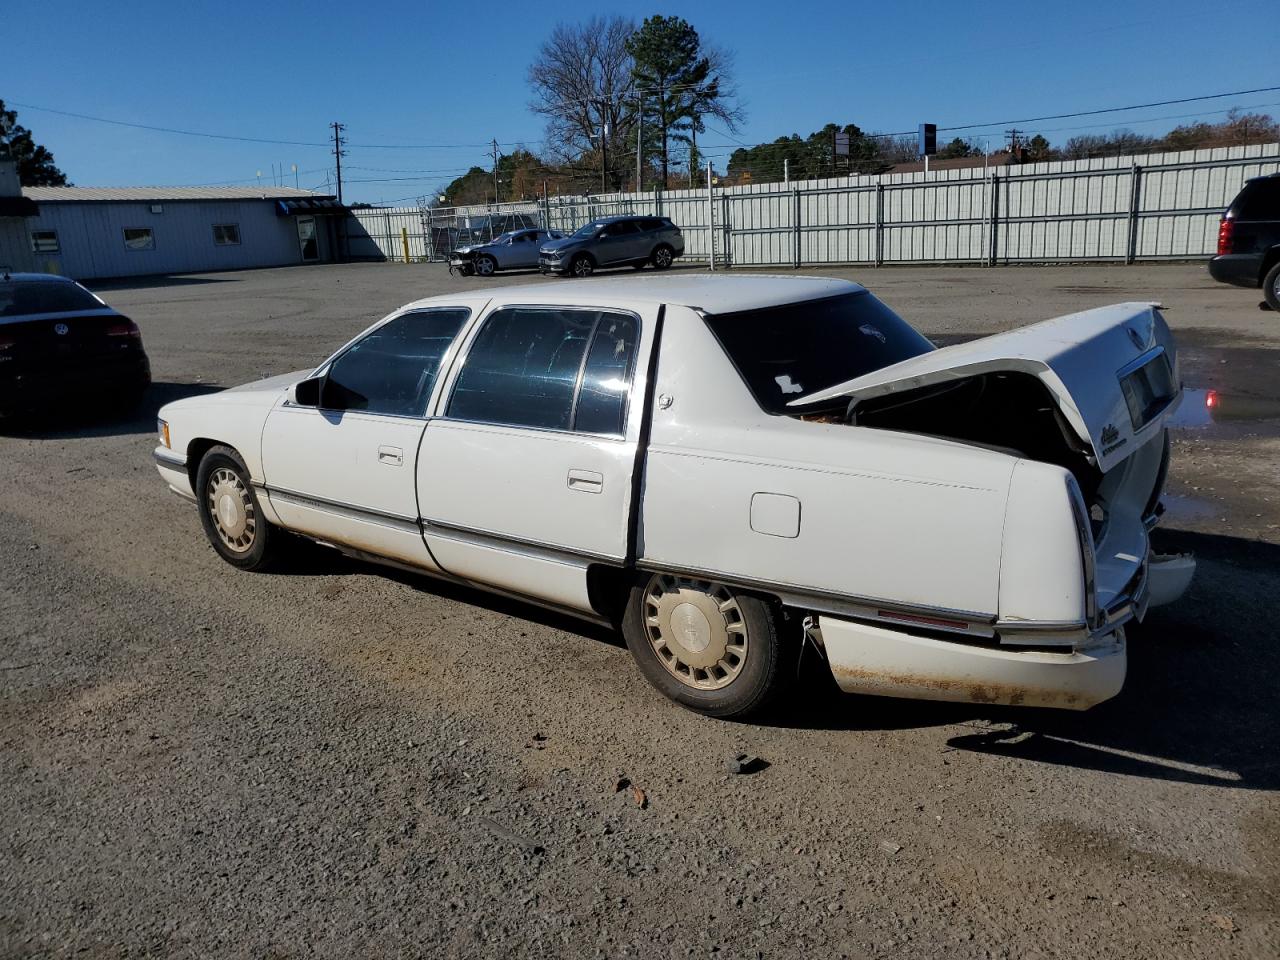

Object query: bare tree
[528,16,637,188]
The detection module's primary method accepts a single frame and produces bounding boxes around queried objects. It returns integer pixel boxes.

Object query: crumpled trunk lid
[791,302,1181,474]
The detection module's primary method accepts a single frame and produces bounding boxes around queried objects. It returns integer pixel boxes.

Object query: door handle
[377,445,404,466]
[567,469,603,493]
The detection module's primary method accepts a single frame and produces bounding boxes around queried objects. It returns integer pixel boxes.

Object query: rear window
[1231,178,1280,221]
[0,280,104,318]
[703,291,934,414]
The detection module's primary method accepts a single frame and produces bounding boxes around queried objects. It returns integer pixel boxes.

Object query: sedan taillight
[106,319,141,338]
[1216,217,1234,256]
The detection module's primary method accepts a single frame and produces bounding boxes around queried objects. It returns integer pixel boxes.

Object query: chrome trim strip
[421,517,623,567]
[166,483,197,503]
[263,485,420,532]
[635,559,994,626]
[1115,344,1166,379]
[152,449,186,469]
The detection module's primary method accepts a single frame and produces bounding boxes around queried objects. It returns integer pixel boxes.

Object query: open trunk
[792,302,1184,617]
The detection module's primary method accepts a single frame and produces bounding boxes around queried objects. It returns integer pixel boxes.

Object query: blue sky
[6,0,1277,204]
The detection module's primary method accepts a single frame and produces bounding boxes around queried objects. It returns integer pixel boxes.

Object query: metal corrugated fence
[348,142,1279,267]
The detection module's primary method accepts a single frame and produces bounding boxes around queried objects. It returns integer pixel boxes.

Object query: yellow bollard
[401,227,411,264]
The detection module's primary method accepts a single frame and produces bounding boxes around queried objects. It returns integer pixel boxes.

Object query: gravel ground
[1,261,1277,959]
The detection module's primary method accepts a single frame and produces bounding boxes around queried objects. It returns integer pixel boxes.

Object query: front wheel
[651,244,675,270]
[196,445,278,571]
[621,573,792,718]
[474,254,497,277]
[569,254,595,278]
[1264,261,1280,312]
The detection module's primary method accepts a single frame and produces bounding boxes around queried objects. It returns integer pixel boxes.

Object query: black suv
[1209,173,1280,310]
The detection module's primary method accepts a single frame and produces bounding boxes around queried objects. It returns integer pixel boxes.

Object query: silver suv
[539,216,684,277]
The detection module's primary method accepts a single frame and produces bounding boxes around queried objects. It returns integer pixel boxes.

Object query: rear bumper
[1208,254,1262,288]
[0,352,151,410]
[819,616,1126,710]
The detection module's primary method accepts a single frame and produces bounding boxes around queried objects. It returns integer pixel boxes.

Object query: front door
[297,217,319,262]
[260,306,473,568]
[417,303,656,614]
[594,220,642,265]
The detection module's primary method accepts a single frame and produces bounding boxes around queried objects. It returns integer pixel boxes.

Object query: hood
[791,302,1180,474]
[160,370,307,419]
[539,236,580,254]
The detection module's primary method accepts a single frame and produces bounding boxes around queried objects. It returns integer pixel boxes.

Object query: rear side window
[448,306,638,435]
[703,291,934,414]
[0,280,102,317]
[322,308,469,417]
[1231,178,1280,220]
[604,220,641,236]
[640,219,664,232]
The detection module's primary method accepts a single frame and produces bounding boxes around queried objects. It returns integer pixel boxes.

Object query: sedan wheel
[196,445,278,570]
[474,255,496,277]
[621,573,793,718]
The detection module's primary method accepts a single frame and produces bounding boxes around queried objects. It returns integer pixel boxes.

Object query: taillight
[1216,217,1234,255]
[106,319,140,338]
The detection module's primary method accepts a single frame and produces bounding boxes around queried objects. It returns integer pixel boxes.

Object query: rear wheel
[651,244,675,270]
[474,254,497,277]
[621,573,792,718]
[570,254,595,278]
[1264,261,1280,312]
[196,445,278,571]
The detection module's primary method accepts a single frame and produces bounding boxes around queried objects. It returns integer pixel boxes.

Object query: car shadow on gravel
[940,529,1280,791]
[0,382,223,439]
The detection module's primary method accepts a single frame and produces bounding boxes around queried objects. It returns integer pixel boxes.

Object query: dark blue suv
[1209,174,1280,311]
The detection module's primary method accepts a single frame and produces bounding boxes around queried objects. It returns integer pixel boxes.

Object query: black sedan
[0,272,151,415]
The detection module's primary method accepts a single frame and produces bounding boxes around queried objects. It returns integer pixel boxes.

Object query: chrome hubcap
[643,575,748,690]
[207,467,256,553]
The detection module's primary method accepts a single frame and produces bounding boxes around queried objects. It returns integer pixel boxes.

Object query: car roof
[404,274,866,314]
[0,272,80,284]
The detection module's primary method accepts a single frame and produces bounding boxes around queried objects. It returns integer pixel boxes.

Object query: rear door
[417,302,657,613]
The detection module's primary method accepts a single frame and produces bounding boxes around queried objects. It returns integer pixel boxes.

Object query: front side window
[321,308,470,417]
[30,230,60,253]
[213,224,241,245]
[703,291,935,414]
[448,306,639,435]
[123,228,154,251]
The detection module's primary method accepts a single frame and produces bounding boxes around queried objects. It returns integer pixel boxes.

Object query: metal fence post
[1126,163,1143,265]
[706,161,716,271]
[792,186,801,269]
[875,183,884,267]
[988,172,999,267]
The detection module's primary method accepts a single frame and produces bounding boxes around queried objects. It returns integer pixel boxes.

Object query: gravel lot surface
[2,262,1278,959]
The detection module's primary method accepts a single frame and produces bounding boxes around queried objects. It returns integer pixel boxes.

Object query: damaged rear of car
[683,291,1195,709]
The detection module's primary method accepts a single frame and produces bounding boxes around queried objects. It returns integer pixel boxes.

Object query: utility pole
[635,92,643,191]
[491,139,500,203]
[330,122,346,203]
[1005,128,1021,157]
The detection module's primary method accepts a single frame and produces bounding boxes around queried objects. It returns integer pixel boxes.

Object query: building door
[297,217,319,262]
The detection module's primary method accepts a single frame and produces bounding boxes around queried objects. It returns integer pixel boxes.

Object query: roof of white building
[22,186,325,202]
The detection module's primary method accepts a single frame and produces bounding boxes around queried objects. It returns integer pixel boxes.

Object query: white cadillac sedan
[154,276,1195,717]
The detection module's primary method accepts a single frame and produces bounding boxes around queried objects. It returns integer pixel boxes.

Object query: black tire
[651,244,675,270]
[474,254,497,277]
[195,445,278,571]
[569,254,595,278]
[621,573,793,719]
[1264,260,1280,312]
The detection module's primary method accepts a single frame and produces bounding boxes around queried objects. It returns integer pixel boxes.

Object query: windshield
[0,280,104,318]
[571,221,607,239]
[493,231,520,243]
[703,291,934,415]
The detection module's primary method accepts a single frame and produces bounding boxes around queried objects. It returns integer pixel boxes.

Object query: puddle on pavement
[1167,389,1280,433]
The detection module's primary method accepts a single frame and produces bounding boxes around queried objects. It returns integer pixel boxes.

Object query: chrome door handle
[377,445,404,466]
[567,469,603,493]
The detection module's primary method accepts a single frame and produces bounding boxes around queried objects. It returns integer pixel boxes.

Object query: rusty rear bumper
[819,617,1126,710]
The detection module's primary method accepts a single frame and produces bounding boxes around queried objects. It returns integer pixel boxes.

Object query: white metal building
[21,186,348,280]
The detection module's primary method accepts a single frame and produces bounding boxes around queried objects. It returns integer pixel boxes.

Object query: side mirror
[290,376,322,407]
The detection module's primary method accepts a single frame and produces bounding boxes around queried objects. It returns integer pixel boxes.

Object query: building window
[123,228,155,251]
[212,223,241,246]
[31,230,60,254]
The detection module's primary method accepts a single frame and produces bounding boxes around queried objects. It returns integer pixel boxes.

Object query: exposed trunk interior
[842,372,1103,503]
